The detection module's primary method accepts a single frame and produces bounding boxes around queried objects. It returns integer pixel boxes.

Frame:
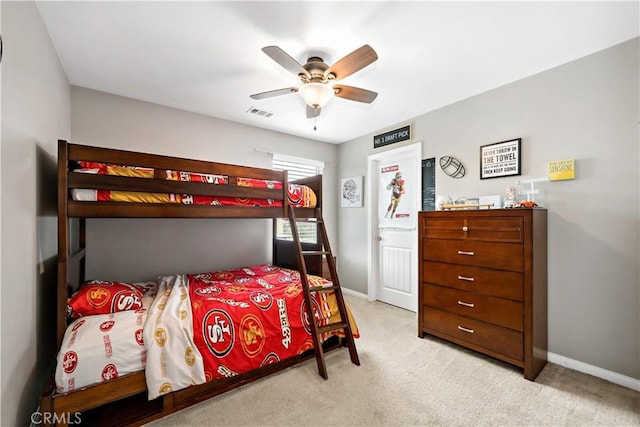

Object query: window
[272,153,324,181]
[272,153,324,243]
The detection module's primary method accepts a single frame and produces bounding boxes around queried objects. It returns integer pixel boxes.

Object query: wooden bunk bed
[40,140,359,426]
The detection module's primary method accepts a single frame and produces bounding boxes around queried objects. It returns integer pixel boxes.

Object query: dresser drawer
[423,239,523,271]
[421,216,523,243]
[422,284,523,330]
[422,261,523,301]
[422,307,523,361]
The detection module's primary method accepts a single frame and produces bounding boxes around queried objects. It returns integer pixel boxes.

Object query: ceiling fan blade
[250,87,298,100]
[306,105,321,119]
[333,85,378,103]
[262,46,310,79]
[325,45,378,81]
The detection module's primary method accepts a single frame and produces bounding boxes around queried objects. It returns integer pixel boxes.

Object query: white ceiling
[36,1,639,144]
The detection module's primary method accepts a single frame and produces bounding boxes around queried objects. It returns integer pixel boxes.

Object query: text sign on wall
[374,125,411,149]
[548,159,575,181]
[480,138,521,179]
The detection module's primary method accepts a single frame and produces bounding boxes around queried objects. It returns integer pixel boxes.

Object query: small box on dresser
[418,208,547,380]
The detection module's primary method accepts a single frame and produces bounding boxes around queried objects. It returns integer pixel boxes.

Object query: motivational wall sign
[548,159,575,181]
[480,138,521,179]
[374,125,411,149]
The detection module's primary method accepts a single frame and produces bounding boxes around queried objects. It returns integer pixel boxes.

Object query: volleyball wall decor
[439,156,466,178]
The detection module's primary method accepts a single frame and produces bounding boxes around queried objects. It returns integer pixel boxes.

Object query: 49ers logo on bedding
[288,183,303,204]
[111,290,142,312]
[234,276,254,285]
[100,320,115,332]
[301,299,322,335]
[284,283,302,298]
[250,290,273,310]
[135,329,144,346]
[240,314,265,358]
[260,352,280,366]
[191,272,213,281]
[213,271,234,281]
[185,347,196,366]
[297,340,314,355]
[225,284,248,293]
[203,309,234,358]
[194,286,222,297]
[62,351,78,374]
[102,364,119,381]
[86,287,111,308]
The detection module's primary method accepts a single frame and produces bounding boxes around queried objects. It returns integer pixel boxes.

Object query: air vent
[246,106,274,118]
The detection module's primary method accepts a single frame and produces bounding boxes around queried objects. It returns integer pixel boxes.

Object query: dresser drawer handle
[457,275,475,282]
[457,300,475,308]
[462,226,468,232]
[457,250,474,256]
[458,325,474,334]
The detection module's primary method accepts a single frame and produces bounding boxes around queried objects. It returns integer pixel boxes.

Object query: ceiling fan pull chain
[313,116,317,131]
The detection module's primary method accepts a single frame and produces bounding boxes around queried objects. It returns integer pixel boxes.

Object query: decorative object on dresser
[418,208,547,380]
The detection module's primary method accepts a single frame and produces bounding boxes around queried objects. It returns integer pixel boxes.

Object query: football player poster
[378,157,416,229]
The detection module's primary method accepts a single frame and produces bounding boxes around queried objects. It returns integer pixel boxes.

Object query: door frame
[366,142,422,310]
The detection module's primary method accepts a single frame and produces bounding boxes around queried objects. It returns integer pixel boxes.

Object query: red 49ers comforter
[144,265,357,400]
[55,265,357,397]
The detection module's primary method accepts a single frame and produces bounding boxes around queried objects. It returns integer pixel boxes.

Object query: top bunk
[58,140,322,219]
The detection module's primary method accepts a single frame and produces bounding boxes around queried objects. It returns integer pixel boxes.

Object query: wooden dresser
[418,208,547,380]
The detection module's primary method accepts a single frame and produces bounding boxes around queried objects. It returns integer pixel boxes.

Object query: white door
[367,143,421,312]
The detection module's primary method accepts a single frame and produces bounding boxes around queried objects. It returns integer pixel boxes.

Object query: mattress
[55,265,358,398]
[70,162,317,208]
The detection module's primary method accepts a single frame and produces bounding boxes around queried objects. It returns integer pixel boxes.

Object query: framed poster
[341,176,363,207]
[480,138,521,179]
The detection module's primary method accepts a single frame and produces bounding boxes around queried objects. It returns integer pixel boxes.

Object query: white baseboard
[341,287,368,299]
[548,352,640,391]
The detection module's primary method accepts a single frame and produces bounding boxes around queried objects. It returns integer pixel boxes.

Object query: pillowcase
[67,280,146,318]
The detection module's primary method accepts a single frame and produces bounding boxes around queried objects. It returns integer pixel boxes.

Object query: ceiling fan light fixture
[299,82,333,108]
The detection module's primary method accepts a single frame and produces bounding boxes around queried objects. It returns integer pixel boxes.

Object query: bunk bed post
[282,170,289,218]
[57,140,69,348]
[79,217,86,283]
[315,174,322,211]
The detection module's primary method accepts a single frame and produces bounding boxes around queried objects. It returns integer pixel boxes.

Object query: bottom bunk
[41,336,345,426]
[41,264,359,426]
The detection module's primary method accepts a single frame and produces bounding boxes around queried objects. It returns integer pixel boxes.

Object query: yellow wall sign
[547,159,575,181]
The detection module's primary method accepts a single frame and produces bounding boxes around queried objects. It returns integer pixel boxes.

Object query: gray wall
[1,2,71,425]
[71,87,339,281]
[338,38,639,380]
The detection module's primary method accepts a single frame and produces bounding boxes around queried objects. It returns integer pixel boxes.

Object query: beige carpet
[148,295,639,426]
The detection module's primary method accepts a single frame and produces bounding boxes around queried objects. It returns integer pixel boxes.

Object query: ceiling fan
[250,44,378,120]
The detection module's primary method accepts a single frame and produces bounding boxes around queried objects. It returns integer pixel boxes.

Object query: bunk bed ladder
[288,206,360,379]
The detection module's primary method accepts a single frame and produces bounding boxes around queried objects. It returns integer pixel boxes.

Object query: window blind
[272,153,324,243]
